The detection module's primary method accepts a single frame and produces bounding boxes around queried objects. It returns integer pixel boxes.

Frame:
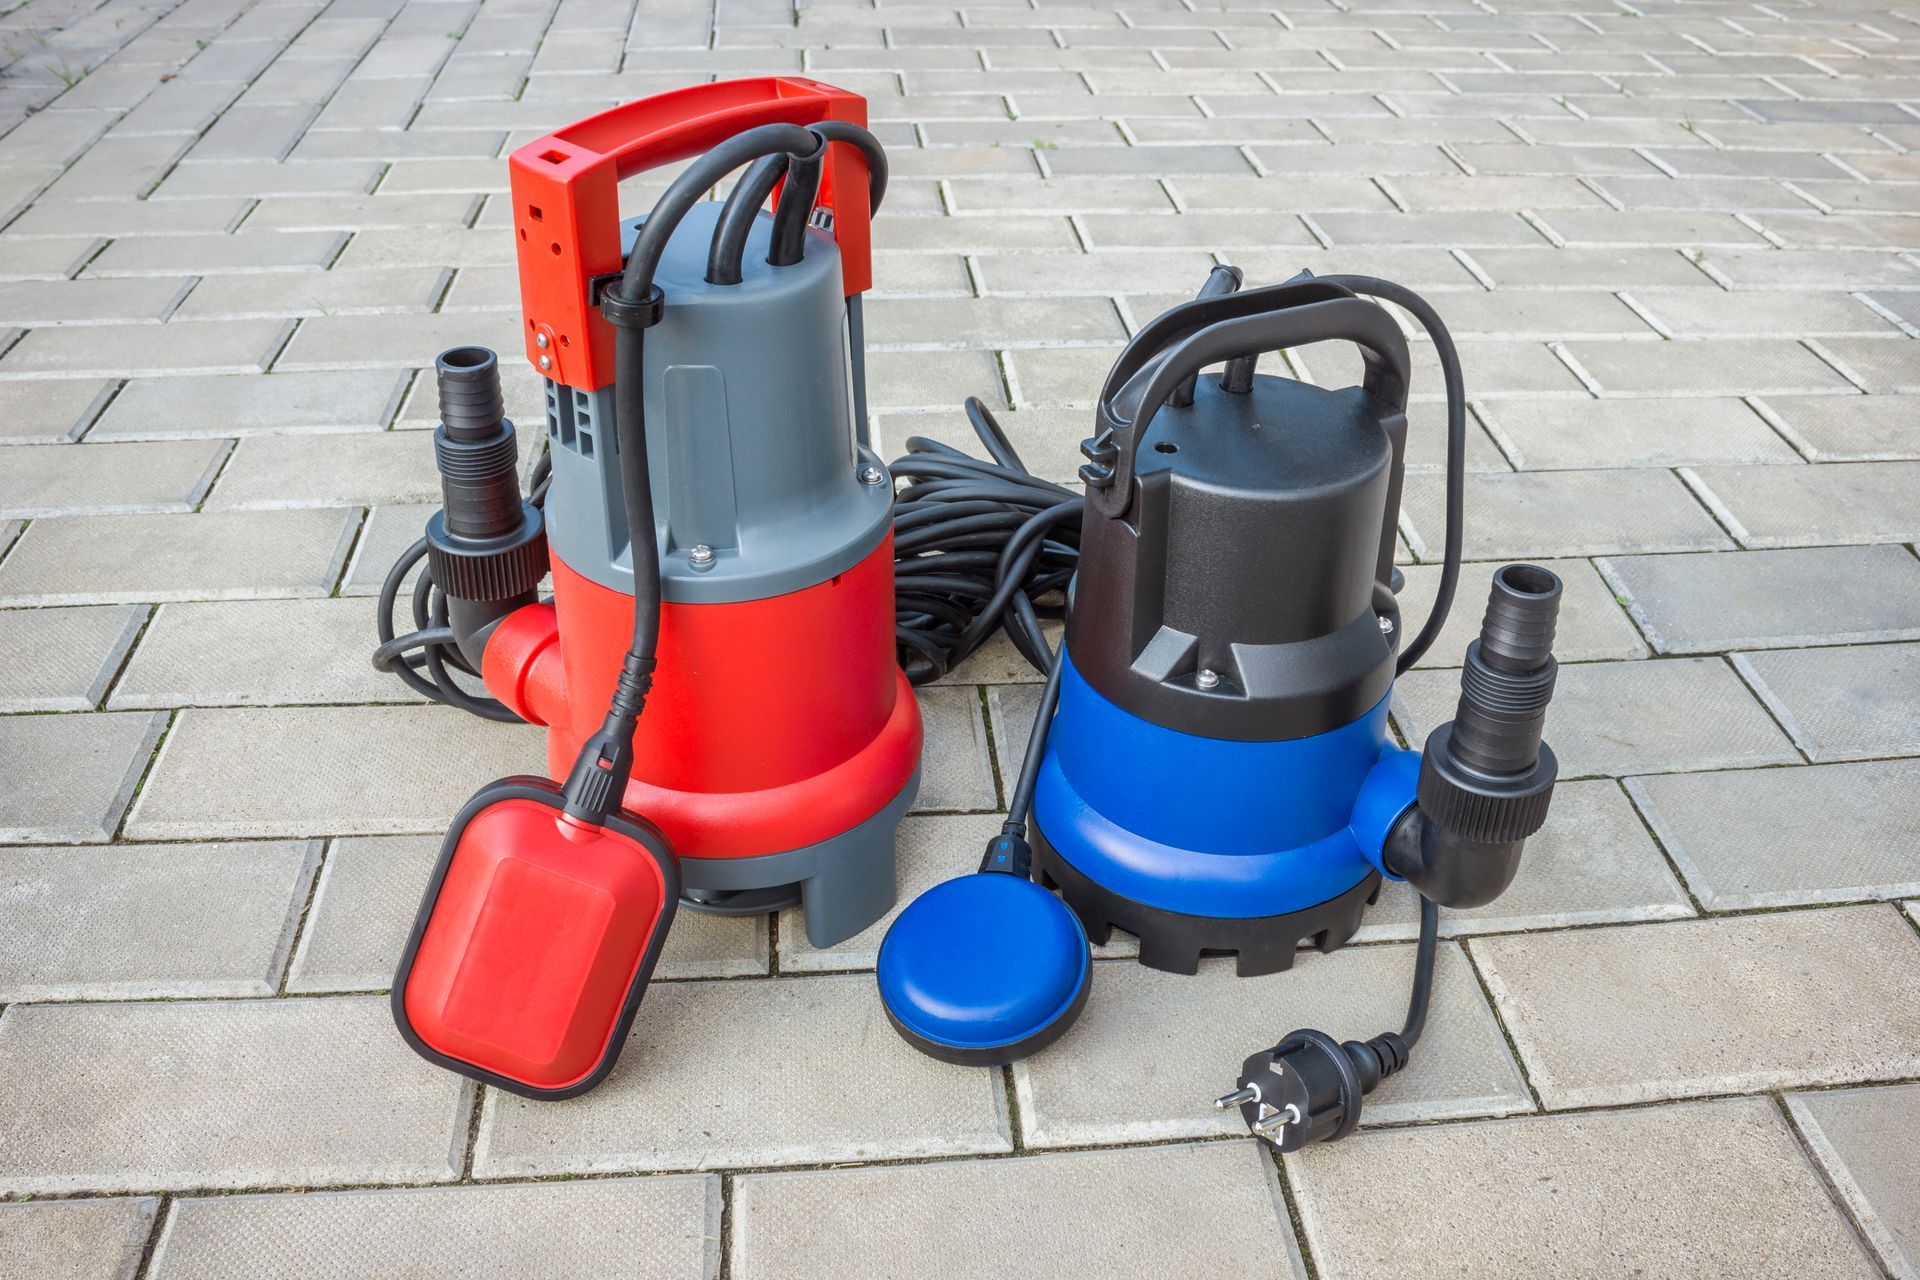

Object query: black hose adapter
[1385,563,1563,909]
[424,346,548,667]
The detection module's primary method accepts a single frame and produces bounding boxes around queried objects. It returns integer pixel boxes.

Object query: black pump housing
[1069,276,1413,741]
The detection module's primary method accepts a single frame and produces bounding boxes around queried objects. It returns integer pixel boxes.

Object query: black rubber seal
[1033,827,1379,978]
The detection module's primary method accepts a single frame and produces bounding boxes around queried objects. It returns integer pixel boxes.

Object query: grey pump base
[677,768,920,949]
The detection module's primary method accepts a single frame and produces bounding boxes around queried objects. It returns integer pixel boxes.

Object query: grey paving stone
[1395,656,1796,779]
[1819,336,1920,394]
[174,267,450,321]
[0,276,192,326]
[0,1197,157,1280]
[151,161,382,200]
[734,1143,1302,1280]
[1631,760,1920,911]
[0,996,469,1193]
[1398,290,1654,341]
[111,597,420,708]
[1474,906,1920,1108]
[1563,338,1857,397]
[342,502,436,596]
[1688,460,1920,548]
[88,371,410,439]
[1760,395,1920,462]
[1601,545,1920,654]
[1788,1083,1920,1280]
[1463,247,1712,290]
[1736,642,1920,763]
[864,294,1125,348]
[1288,1098,1881,1280]
[1394,558,1647,667]
[276,311,525,371]
[86,232,345,276]
[475,972,1011,1176]
[151,1178,721,1280]
[0,377,113,442]
[0,509,357,605]
[1357,779,1692,942]
[0,604,145,711]
[1474,396,1799,469]
[1016,943,1528,1146]
[0,318,294,378]
[289,835,765,993]
[207,430,456,509]
[127,705,547,839]
[1399,469,1731,562]
[913,685,998,812]
[1695,248,1920,292]
[1629,288,1901,338]
[0,841,315,1000]
[0,710,165,843]
[0,439,226,517]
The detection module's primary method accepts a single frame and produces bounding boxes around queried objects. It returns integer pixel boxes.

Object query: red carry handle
[508,77,872,391]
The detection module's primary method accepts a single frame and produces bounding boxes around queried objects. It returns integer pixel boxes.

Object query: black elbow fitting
[423,346,548,666]
[1387,564,1562,908]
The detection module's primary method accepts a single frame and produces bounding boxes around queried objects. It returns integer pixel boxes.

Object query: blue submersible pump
[876,267,1565,1152]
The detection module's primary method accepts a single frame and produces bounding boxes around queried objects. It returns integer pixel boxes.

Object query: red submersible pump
[375,79,916,1098]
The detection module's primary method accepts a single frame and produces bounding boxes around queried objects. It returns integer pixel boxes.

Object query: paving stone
[1689,460,1920,548]
[0,276,193,326]
[276,311,528,371]
[0,604,145,711]
[0,710,165,843]
[0,236,101,281]
[912,685,998,812]
[1398,290,1653,341]
[1289,1098,1881,1280]
[174,266,450,321]
[1395,656,1795,779]
[1787,1083,1920,1280]
[864,295,1125,348]
[207,430,459,509]
[1629,288,1900,337]
[110,597,420,708]
[289,834,766,993]
[0,377,113,442]
[1819,336,1920,394]
[1631,759,1920,911]
[1563,338,1857,397]
[85,232,345,277]
[0,996,469,1193]
[1758,395,1920,462]
[1695,248,1920,291]
[1399,468,1730,562]
[0,319,293,379]
[0,1197,158,1280]
[1394,559,1647,666]
[475,972,1011,1175]
[1016,943,1528,1146]
[128,705,546,839]
[0,439,226,517]
[734,1143,1301,1280]
[342,501,437,596]
[971,249,1220,297]
[0,840,315,1001]
[1473,906,1920,1107]
[0,509,357,605]
[1474,396,1799,469]
[1357,779,1691,942]
[152,160,382,199]
[1736,642,1920,763]
[1464,247,1711,290]
[88,370,407,439]
[151,1177,721,1280]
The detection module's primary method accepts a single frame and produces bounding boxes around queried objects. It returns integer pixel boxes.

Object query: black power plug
[1217,1028,1409,1152]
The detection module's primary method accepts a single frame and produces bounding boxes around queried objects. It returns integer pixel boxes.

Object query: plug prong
[1214,1086,1259,1110]
[1252,1104,1301,1135]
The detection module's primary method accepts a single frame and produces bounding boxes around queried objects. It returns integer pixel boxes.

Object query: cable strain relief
[598,280,665,329]
[1366,1031,1411,1080]
[979,831,1033,877]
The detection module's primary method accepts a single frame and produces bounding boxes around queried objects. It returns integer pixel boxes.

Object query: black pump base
[1032,829,1380,977]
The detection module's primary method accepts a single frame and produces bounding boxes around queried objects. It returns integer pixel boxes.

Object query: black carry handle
[1081,279,1413,520]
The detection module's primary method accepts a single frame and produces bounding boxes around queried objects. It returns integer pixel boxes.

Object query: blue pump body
[1034,654,1416,920]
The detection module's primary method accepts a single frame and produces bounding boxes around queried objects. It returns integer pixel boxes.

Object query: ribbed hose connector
[1415,564,1563,846]
[423,346,548,617]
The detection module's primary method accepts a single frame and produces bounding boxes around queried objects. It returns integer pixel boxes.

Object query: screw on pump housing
[423,346,549,667]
